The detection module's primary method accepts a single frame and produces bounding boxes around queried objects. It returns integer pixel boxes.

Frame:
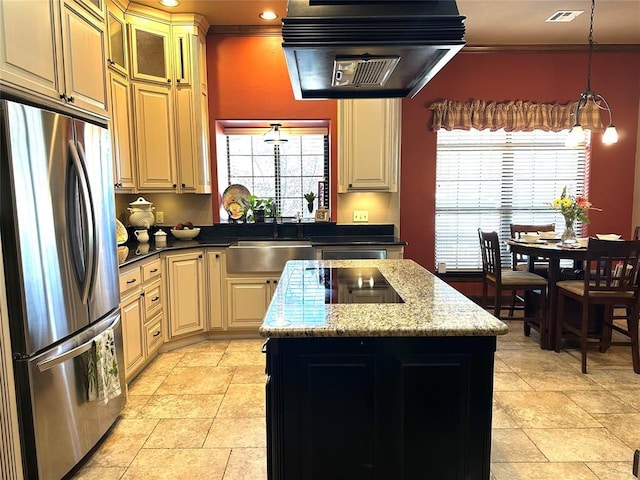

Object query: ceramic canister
[128,196,155,228]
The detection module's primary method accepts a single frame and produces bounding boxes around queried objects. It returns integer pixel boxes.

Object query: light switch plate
[156,211,164,223]
[353,210,368,222]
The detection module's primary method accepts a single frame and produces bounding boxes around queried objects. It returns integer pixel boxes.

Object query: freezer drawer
[18,311,126,480]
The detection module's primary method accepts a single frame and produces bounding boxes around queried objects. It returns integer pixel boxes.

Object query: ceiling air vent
[332,56,401,88]
[545,10,584,22]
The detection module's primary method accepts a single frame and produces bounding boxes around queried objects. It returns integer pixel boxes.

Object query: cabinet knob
[67,96,74,103]
[181,183,186,188]
[167,79,171,83]
[126,278,137,284]
[173,184,177,188]
[140,291,145,297]
[215,254,220,258]
[266,280,271,284]
[176,79,181,83]
[198,254,203,258]
[59,93,67,101]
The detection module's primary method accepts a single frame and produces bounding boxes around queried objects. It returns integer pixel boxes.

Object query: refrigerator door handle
[68,140,96,304]
[76,141,98,297]
[36,315,121,372]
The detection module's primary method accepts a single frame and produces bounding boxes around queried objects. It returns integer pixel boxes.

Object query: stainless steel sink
[227,239,315,273]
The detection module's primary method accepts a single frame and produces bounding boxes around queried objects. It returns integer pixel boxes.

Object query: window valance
[428,99,604,133]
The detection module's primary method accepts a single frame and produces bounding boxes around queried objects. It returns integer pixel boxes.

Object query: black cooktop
[305,267,404,304]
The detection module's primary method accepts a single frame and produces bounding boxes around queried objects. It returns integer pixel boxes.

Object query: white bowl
[521,233,541,243]
[596,233,621,241]
[170,227,201,240]
[538,231,558,240]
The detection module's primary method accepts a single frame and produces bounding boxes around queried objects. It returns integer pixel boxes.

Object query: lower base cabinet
[164,250,206,338]
[265,336,496,480]
[226,276,277,329]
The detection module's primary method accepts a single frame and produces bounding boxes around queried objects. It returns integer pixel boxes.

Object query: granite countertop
[259,259,508,338]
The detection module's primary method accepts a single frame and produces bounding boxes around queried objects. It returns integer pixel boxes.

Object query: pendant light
[566,0,617,147]
[263,123,288,145]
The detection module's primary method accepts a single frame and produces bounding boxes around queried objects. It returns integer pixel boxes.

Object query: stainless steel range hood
[282,0,466,100]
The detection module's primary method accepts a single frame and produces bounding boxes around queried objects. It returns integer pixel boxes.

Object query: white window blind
[435,128,588,271]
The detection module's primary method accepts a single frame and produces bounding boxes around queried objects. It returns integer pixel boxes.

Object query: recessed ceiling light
[160,0,179,7]
[259,11,278,20]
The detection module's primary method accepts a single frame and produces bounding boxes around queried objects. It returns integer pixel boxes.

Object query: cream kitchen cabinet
[128,17,171,84]
[106,0,128,76]
[206,249,225,330]
[164,249,206,339]
[109,70,136,191]
[337,98,401,192]
[125,6,211,194]
[226,276,278,330]
[119,255,163,380]
[120,287,145,378]
[132,82,177,190]
[0,0,109,118]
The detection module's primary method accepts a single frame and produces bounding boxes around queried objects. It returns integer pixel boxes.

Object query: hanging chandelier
[263,123,288,144]
[565,0,618,147]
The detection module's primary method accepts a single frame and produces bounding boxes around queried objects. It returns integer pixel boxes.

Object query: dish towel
[88,328,122,405]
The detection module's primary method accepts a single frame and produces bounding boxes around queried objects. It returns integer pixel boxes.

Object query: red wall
[205,36,640,270]
[401,51,640,270]
[206,34,338,221]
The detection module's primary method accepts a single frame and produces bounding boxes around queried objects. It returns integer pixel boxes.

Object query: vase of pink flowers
[551,186,600,245]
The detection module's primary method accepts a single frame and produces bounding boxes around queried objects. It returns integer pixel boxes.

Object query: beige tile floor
[69,325,640,480]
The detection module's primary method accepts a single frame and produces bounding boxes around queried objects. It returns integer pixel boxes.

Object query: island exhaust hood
[282,0,466,100]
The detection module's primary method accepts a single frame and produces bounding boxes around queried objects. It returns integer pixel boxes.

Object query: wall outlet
[156,211,164,224]
[438,262,447,273]
[353,210,369,222]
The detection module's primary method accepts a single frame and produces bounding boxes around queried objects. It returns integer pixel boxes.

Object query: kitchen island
[260,259,508,480]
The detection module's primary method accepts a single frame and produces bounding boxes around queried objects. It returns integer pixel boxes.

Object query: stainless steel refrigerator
[0,100,126,480]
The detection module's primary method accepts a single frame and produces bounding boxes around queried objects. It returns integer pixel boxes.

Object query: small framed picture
[315,207,329,222]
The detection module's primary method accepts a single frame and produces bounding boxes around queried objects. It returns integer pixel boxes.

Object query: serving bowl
[170,227,201,240]
[596,234,621,241]
[538,231,558,240]
[521,233,541,243]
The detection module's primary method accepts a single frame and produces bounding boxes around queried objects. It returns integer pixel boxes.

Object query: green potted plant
[244,195,266,222]
[304,192,316,213]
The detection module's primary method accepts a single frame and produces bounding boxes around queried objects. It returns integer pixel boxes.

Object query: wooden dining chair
[508,223,555,315]
[478,229,549,340]
[555,238,640,374]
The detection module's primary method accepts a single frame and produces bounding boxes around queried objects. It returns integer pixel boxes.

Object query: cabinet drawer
[142,258,162,281]
[144,279,163,316]
[119,265,142,293]
[145,314,163,357]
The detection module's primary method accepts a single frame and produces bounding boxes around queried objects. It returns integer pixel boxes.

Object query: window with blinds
[435,129,588,271]
[220,127,329,219]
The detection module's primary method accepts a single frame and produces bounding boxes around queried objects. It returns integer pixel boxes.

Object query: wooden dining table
[506,240,588,350]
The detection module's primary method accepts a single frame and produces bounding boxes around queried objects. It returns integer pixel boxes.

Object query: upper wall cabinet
[106,0,128,76]
[123,6,211,194]
[337,98,401,192]
[0,0,109,118]
[129,19,171,84]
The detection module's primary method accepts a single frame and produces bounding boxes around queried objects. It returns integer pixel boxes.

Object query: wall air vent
[332,56,401,87]
[545,10,584,22]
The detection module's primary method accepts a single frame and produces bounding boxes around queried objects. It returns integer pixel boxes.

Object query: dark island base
[264,335,497,480]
